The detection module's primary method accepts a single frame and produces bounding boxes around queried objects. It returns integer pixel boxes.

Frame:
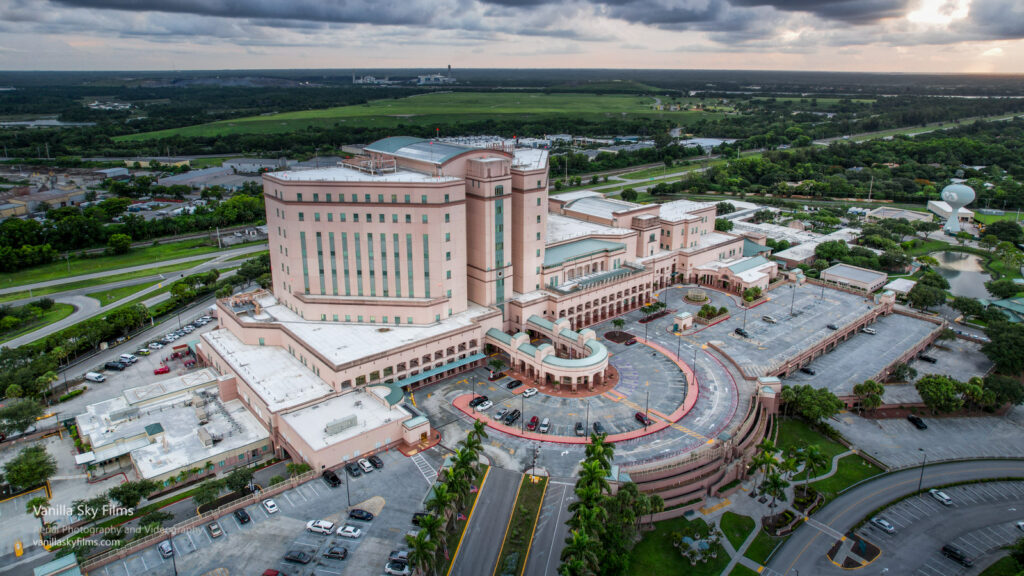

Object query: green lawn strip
[0,239,242,288]
[438,464,489,576]
[628,516,729,576]
[743,529,785,565]
[980,556,1021,575]
[0,303,75,344]
[776,419,847,463]
[720,512,756,550]
[224,249,268,261]
[86,281,161,306]
[729,565,761,576]
[0,260,208,304]
[187,157,232,169]
[974,212,1023,225]
[494,475,546,576]
[809,455,884,502]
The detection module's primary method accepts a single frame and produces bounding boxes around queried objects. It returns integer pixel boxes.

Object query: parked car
[504,409,521,426]
[368,454,384,469]
[826,323,839,330]
[870,517,895,534]
[941,544,973,567]
[495,407,509,421]
[908,415,927,430]
[262,499,279,514]
[412,512,431,526]
[158,541,174,558]
[861,327,877,335]
[506,379,524,390]
[385,561,411,576]
[135,348,151,356]
[593,421,605,435]
[1016,520,1024,532]
[539,418,550,433]
[84,372,106,383]
[322,469,341,487]
[323,546,348,560]
[207,521,223,538]
[918,354,938,363]
[390,550,411,563]
[306,520,335,534]
[154,365,171,375]
[734,328,750,338]
[119,353,138,364]
[468,395,487,408]
[337,525,362,539]
[284,550,313,564]
[625,338,638,345]
[104,361,127,371]
[234,508,251,524]
[575,422,586,436]
[762,315,777,324]
[799,367,816,375]
[929,489,953,506]
[527,416,539,431]
[635,412,652,426]
[345,462,362,478]
[357,458,374,474]
[522,387,539,398]
[477,400,494,411]
[349,509,374,521]
[148,342,163,350]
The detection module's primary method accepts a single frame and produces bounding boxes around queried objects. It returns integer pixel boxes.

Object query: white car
[262,499,278,514]
[385,561,411,575]
[476,400,494,411]
[84,372,106,383]
[337,525,362,539]
[148,342,163,350]
[358,458,374,474]
[929,489,953,506]
[1015,521,1024,532]
[306,520,335,534]
[522,387,539,398]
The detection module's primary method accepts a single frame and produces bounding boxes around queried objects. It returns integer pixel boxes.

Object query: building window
[422,215,428,223]
[446,252,451,261]
[327,213,333,222]
[378,194,384,203]
[404,194,411,203]
[495,185,504,196]
[408,317,413,324]
[444,194,450,202]
[536,215,541,223]
[446,270,451,279]
[392,214,398,223]
[445,213,450,223]
[364,194,371,202]
[421,195,427,204]
[354,214,359,222]
[326,193,332,202]
[340,213,346,222]
[296,193,303,202]
[314,213,320,222]
[405,215,411,223]
[258,337,264,346]
[536,232,541,240]
[445,232,450,242]
[537,198,542,206]
[298,212,304,222]
[313,193,319,202]
[379,214,385,223]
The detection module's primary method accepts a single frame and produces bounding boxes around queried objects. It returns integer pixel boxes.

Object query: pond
[932,251,991,299]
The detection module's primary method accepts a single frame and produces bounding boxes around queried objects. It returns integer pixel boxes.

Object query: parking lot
[907,338,993,385]
[89,447,445,576]
[696,282,879,376]
[855,481,1024,575]
[833,411,1024,469]
[782,312,939,396]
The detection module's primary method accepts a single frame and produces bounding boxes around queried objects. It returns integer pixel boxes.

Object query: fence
[80,470,317,572]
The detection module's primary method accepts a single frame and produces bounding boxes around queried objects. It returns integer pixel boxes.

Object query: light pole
[743,306,748,328]
[790,284,797,315]
[345,475,351,507]
[585,401,590,434]
[916,449,927,492]
[675,327,682,361]
[521,392,525,433]
[644,391,650,429]
[167,534,178,575]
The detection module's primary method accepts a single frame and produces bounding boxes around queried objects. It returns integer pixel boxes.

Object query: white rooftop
[122,369,218,406]
[732,220,820,244]
[546,213,633,244]
[564,196,644,220]
[696,257,776,283]
[230,292,494,368]
[512,148,548,171]
[280,390,411,452]
[884,278,917,294]
[269,166,460,184]
[202,329,332,411]
[928,200,974,216]
[773,228,860,262]
[677,231,740,254]
[551,190,603,202]
[658,199,715,221]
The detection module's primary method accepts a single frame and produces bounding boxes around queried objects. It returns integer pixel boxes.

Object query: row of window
[292,211,451,225]
[277,191,452,204]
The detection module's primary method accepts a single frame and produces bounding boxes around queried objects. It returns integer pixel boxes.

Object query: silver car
[870,517,895,534]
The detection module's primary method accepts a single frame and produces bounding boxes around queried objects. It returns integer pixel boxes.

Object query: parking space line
[186,530,196,551]
[905,498,933,516]
[282,491,296,507]
[122,560,131,576]
[958,487,979,504]
[308,482,321,496]
[139,554,147,571]
[988,483,1012,498]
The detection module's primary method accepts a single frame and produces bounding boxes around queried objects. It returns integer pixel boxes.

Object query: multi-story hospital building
[199,136,777,471]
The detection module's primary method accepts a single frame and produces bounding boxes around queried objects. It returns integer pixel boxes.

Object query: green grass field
[743,529,785,565]
[975,212,1023,225]
[118,92,724,141]
[0,303,75,345]
[751,97,876,105]
[810,455,883,501]
[980,556,1021,575]
[86,280,160,306]
[729,566,761,576]
[629,516,730,576]
[776,419,848,464]
[721,512,755,549]
[0,260,205,304]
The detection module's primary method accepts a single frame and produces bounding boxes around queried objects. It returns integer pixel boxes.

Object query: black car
[734,328,750,338]
[284,550,313,564]
[468,395,488,407]
[349,509,374,521]
[323,546,348,560]
[918,354,938,363]
[908,415,928,430]
[412,512,431,526]
[504,409,521,426]
[506,379,524,390]
[575,422,586,436]
[593,421,605,435]
[827,323,839,330]
[345,462,362,478]
[941,544,973,567]
[322,469,341,487]
[368,454,384,469]
[104,361,127,371]
[800,367,816,375]
[234,508,251,524]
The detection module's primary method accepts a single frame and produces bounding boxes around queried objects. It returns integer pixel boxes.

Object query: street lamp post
[521,392,525,433]
[790,284,797,315]
[917,449,927,492]
[585,401,590,434]
[743,306,748,328]
[644,391,650,429]
[167,534,178,575]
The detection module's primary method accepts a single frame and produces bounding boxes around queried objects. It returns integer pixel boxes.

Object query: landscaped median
[493,474,547,576]
[441,464,490,576]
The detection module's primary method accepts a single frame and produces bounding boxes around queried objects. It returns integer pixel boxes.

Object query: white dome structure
[939,183,975,234]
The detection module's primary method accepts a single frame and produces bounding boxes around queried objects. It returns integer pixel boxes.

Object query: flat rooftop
[280,389,411,451]
[122,368,218,406]
[544,238,626,268]
[677,231,740,255]
[822,263,888,285]
[269,165,460,184]
[512,148,548,171]
[546,213,633,244]
[202,329,332,411]
[658,199,715,221]
[564,196,643,220]
[229,292,495,368]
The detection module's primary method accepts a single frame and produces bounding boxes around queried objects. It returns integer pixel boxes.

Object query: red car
[526,416,539,431]
[154,365,170,375]
[635,411,652,426]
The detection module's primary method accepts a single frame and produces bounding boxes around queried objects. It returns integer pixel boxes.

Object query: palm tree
[750,451,775,495]
[780,386,798,417]
[612,318,625,331]
[26,496,49,529]
[560,530,600,576]
[417,513,446,562]
[34,371,58,401]
[800,444,828,487]
[779,457,799,481]
[761,471,790,510]
[488,357,504,378]
[567,503,607,536]
[405,529,437,576]
[576,460,611,496]
[426,483,455,530]
[470,419,488,443]
[585,433,616,472]
[457,436,482,465]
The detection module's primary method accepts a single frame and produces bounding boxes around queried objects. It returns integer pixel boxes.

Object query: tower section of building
[509,150,549,294]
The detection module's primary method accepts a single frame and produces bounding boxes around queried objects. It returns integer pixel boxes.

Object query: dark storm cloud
[729,0,910,24]
[965,0,1024,39]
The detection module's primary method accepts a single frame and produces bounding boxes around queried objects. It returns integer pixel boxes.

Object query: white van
[861,327,877,335]
[84,372,106,383]
[119,354,138,364]
[539,418,550,434]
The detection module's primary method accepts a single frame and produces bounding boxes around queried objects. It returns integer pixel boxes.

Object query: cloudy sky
[1,0,1021,73]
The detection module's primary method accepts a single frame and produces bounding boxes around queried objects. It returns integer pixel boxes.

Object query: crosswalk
[412,452,438,485]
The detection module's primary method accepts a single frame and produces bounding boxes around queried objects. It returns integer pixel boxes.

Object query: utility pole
[644,391,650,429]
[917,449,927,492]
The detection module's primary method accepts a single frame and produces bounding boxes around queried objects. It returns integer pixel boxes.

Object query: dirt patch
[604,331,635,343]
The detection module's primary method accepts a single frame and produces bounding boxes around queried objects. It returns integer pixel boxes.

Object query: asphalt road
[767,459,1024,576]
[524,479,575,576]
[451,466,522,576]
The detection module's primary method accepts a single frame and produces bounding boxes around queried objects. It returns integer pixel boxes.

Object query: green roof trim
[389,353,486,406]
[364,136,480,165]
[543,239,626,268]
[743,238,771,258]
[144,423,164,436]
[727,256,771,275]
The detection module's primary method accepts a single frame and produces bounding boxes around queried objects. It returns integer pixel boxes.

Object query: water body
[933,251,991,299]
[0,118,95,128]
